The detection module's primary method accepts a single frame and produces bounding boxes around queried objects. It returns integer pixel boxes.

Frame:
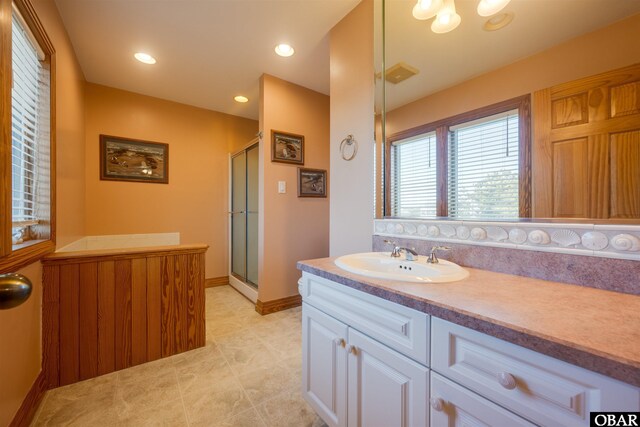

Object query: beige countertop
[297,257,640,387]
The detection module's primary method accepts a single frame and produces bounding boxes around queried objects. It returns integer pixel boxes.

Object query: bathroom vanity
[297,258,640,427]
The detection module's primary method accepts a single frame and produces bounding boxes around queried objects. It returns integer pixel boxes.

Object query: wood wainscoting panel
[78,263,98,381]
[97,260,115,375]
[161,255,176,357]
[114,259,132,371]
[256,294,302,315]
[42,245,208,390]
[131,258,148,366]
[42,265,59,388]
[146,256,162,361]
[58,264,80,386]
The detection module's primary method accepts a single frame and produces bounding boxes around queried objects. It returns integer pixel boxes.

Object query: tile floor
[32,285,326,427]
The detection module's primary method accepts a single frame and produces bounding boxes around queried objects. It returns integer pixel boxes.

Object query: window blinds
[11,8,50,227]
[448,110,519,219]
[390,132,437,218]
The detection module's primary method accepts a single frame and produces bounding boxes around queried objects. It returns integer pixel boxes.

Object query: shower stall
[229,140,259,302]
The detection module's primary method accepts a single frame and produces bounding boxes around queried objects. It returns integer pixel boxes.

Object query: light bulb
[477,0,511,17]
[412,0,443,20]
[234,95,249,103]
[431,0,461,33]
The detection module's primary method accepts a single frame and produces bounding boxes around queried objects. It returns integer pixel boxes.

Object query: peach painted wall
[0,0,86,424]
[84,83,257,279]
[329,0,375,256]
[258,74,330,302]
[386,13,640,135]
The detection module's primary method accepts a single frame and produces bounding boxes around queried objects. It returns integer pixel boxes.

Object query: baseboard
[10,372,46,427]
[205,276,229,288]
[255,294,302,315]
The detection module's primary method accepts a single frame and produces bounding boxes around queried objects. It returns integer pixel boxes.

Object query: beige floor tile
[31,285,310,427]
[237,364,299,406]
[117,398,188,427]
[256,388,324,427]
[115,370,181,418]
[182,377,253,425]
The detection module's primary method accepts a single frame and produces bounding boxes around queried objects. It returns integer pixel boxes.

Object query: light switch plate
[278,181,286,194]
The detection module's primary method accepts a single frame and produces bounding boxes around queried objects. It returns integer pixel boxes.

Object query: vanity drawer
[299,272,429,366]
[431,318,640,427]
[430,372,535,427]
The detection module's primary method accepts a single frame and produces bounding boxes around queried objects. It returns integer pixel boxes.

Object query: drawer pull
[348,345,358,356]
[429,397,445,412]
[334,338,346,348]
[496,372,517,390]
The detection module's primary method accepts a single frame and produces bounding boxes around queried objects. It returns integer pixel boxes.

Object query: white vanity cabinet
[300,273,430,427]
[300,271,640,427]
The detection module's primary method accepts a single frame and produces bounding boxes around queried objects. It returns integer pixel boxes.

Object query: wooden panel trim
[42,265,60,389]
[42,244,208,265]
[255,294,302,315]
[0,240,55,275]
[9,372,46,427]
[0,0,12,257]
[205,276,230,287]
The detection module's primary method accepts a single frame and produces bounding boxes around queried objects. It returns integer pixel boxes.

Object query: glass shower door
[230,143,258,287]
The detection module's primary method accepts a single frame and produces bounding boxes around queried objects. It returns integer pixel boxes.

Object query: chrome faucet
[384,240,418,261]
[427,246,451,264]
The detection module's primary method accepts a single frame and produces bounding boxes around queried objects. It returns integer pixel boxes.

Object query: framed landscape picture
[100,135,169,184]
[298,168,327,198]
[271,130,304,165]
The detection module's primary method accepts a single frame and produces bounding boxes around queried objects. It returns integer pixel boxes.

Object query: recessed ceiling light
[275,43,295,57]
[234,95,249,103]
[483,12,514,31]
[134,52,156,65]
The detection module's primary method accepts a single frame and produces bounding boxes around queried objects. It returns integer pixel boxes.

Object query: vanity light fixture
[134,52,156,65]
[413,0,512,34]
[477,0,511,17]
[234,95,249,103]
[412,0,443,20]
[431,0,461,34]
[274,43,295,57]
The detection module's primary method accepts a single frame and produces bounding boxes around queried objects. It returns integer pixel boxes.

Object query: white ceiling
[383,0,640,111]
[54,0,361,120]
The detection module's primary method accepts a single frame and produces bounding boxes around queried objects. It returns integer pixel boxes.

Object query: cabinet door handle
[429,397,445,412]
[334,338,346,348]
[496,372,517,390]
[348,345,358,356]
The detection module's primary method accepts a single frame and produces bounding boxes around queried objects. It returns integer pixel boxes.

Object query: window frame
[385,95,531,219]
[0,0,56,273]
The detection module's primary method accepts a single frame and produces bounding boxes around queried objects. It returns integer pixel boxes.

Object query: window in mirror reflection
[449,110,519,219]
[386,95,531,220]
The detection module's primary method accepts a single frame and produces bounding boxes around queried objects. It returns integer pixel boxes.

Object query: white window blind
[390,132,437,217]
[448,110,519,219]
[11,7,51,242]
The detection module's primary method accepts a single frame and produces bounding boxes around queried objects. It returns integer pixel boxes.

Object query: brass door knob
[0,273,33,310]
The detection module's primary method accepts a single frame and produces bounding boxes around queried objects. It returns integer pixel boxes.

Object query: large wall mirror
[375,0,640,224]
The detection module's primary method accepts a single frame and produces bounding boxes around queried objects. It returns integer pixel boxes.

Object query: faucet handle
[427,246,451,264]
[383,240,401,258]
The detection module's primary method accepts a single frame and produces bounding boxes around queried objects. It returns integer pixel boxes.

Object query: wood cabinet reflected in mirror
[376,0,640,222]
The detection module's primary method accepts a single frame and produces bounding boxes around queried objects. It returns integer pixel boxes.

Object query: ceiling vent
[381,62,419,84]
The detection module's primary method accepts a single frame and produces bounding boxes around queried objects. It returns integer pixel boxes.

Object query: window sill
[0,239,55,274]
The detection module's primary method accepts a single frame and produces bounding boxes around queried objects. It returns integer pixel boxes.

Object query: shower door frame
[228,138,259,303]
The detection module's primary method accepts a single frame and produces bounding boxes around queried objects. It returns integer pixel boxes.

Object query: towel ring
[340,135,358,161]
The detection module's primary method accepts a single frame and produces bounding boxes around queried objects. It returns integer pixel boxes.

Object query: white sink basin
[334,252,469,283]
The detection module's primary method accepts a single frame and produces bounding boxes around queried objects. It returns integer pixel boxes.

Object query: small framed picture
[100,135,169,184]
[298,168,327,198]
[271,130,304,165]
